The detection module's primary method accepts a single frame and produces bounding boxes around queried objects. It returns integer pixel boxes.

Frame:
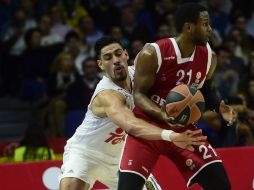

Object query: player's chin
[198,37,209,46]
[115,74,127,81]
[204,37,210,44]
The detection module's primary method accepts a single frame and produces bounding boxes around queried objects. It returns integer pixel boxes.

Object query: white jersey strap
[149,43,162,73]
[197,43,212,89]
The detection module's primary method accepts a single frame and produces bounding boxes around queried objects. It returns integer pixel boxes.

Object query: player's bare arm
[205,51,236,125]
[206,51,217,80]
[91,90,206,150]
[134,45,174,124]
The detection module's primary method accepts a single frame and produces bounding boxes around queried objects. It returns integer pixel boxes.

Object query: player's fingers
[173,123,184,128]
[229,110,238,125]
[227,121,233,126]
[232,110,237,122]
[168,122,184,128]
[190,141,205,146]
[188,136,207,141]
[161,104,166,112]
[187,137,206,144]
[227,114,234,126]
[193,135,207,141]
[186,145,194,152]
[185,129,202,136]
[167,116,175,121]
[186,129,202,136]
[166,117,185,128]
[221,100,225,105]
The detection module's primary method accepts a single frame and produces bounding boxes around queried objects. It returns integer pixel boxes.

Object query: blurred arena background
[0,0,254,189]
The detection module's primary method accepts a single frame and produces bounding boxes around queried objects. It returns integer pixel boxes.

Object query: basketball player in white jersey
[59,36,207,190]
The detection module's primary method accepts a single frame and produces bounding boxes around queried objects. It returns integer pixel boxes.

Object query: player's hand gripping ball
[165,84,205,125]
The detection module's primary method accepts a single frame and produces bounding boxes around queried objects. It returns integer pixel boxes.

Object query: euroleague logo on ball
[178,114,188,124]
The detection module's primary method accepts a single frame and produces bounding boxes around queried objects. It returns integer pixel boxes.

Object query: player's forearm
[201,79,221,112]
[107,107,171,141]
[125,117,165,140]
[134,92,164,121]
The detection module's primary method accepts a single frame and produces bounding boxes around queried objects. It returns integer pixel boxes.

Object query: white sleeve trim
[150,43,162,73]
[133,53,139,67]
[197,43,212,89]
[206,43,212,75]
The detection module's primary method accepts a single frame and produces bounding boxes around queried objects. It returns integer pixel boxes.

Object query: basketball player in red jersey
[118,3,235,190]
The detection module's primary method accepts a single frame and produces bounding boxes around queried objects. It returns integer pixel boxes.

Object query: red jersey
[121,39,222,186]
[133,38,212,123]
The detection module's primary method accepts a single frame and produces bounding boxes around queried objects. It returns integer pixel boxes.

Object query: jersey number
[151,95,165,106]
[198,144,218,160]
[176,69,192,85]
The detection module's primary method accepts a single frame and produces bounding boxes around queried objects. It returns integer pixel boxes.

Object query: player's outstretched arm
[203,52,236,125]
[92,90,206,151]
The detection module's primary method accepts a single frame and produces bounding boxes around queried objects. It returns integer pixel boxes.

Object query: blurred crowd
[0,0,254,160]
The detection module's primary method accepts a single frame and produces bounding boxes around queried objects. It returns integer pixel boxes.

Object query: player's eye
[103,54,112,60]
[102,49,124,60]
[114,49,123,57]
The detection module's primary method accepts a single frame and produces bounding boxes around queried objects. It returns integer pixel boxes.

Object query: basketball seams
[171,90,189,98]
[166,95,192,119]
[188,104,202,124]
[166,88,192,118]
[166,84,205,125]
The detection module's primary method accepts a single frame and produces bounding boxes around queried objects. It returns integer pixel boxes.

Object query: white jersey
[64,66,135,163]
[60,66,161,190]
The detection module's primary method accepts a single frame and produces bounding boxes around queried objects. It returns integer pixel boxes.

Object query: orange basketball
[165,84,205,125]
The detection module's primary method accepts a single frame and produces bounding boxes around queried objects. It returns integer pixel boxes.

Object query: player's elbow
[125,120,146,139]
[124,119,136,134]
[133,91,143,107]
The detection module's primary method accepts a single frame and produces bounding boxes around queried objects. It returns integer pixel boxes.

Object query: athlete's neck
[114,75,132,93]
[175,35,196,58]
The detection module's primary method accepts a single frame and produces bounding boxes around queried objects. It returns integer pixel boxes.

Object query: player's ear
[97,60,104,70]
[184,22,192,33]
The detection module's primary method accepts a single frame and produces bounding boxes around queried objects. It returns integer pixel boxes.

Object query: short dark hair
[175,3,207,33]
[95,36,123,59]
[64,30,80,43]
[24,28,41,47]
[82,56,96,67]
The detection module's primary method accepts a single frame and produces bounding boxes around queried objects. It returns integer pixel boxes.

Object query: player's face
[98,43,129,82]
[193,11,212,46]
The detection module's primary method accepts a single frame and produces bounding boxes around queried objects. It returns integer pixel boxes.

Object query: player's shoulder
[149,38,175,55]
[139,38,172,55]
[96,76,128,99]
[96,76,114,88]
[93,76,120,97]
[96,89,126,108]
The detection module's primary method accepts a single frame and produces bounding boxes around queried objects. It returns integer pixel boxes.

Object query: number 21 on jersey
[198,144,218,160]
[176,69,193,85]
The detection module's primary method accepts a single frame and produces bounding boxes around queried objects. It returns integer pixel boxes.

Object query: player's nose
[207,25,212,34]
[112,55,121,64]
